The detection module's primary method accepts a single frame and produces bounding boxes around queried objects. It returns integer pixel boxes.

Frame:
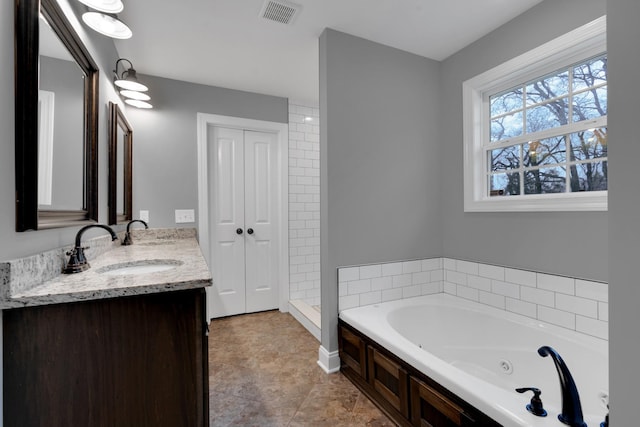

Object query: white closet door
[209,126,246,317]
[244,130,279,313]
[208,127,280,317]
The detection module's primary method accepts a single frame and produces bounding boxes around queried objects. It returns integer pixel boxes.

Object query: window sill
[464,192,607,212]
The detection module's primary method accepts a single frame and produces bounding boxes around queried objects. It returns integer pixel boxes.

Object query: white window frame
[463,16,607,212]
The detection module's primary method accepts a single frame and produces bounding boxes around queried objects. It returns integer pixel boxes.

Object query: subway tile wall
[338,258,608,340]
[338,259,444,311]
[288,103,321,306]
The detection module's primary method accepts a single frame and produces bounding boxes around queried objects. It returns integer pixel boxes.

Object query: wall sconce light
[79,0,132,39]
[114,58,153,109]
[77,0,124,13]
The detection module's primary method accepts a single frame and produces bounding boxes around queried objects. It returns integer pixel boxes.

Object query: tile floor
[209,310,395,426]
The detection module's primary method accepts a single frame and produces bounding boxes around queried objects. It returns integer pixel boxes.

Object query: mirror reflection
[116,124,126,215]
[38,14,86,211]
[108,102,133,225]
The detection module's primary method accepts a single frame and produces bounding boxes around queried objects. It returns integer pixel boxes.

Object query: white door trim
[196,113,289,321]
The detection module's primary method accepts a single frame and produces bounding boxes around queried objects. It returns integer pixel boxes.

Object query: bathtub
[339,293,608,427]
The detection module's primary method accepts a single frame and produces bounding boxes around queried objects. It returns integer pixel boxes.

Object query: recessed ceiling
[114,0,544,105]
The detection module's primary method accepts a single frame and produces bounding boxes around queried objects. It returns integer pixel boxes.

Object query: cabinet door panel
[410,377,474,427]
[3,289,208,427]
[339,325,367,378]
[368,347,409,418]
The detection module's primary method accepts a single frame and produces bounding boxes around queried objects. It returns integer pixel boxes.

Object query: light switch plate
[175,209,195,223]
[139,210,149,222]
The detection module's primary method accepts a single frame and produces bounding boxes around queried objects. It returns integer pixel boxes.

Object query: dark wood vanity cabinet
[3,288,209,427]
[338,320,501,427]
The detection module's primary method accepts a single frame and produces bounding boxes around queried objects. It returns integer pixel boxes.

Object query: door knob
[247,228,254,235]
[236,228,243,235]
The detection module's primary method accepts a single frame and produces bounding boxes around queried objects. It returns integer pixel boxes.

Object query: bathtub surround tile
[538,273,575,295]
[521,286,555,308]
[338,267,359,283]
[412,271,429,285]
[478,263,505,281]
[456,260,479,276]
[467,275,491,292]
[576,315,608,340]
[360,291,382,306]
[506,298,537,319]
[392,274,412,288]
[576,279,609,302]
[339,295,359,311]
[359,264,382,280]
[347,279,371,295]
[555,293,598,318]
[505,268,537,287]
[491,280,520,299]
[422,258,441,271]
[371,276,393,291]
[445,270,467,286]
[443,258,456,271]
[337,257,609,341]
[402,285,422,299]
[421,282,441,295]
[381,262,403,276]
[402,260,422,274]
[444,281,457,295]
[538,306,576,330]
[430,269,444,282]
[479,291,506,309]
[457,285,479,302]
[599,302,609,321]
[382,288,403,302]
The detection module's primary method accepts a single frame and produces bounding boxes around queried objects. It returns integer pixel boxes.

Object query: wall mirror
[108,102,133,225]
[15,0,99,231]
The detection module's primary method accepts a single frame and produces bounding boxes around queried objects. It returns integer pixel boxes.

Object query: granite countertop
[1,231,212,309]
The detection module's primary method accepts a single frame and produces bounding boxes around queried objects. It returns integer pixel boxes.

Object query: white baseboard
[317,345,340,374]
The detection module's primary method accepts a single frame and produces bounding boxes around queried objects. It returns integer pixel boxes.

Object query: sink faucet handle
[516,387,547,417]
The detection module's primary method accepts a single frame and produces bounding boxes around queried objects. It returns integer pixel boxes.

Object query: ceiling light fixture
[77,0,124,14]
[113,59,152,109]
[82,12,132,39]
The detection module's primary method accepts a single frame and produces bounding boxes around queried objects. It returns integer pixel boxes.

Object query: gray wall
[608,0,639,424]
[439,0,608,282]
[320,29,443,349]
[125,74,288,228]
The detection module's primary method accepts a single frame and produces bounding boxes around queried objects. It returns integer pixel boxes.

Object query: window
[463,17,607,212]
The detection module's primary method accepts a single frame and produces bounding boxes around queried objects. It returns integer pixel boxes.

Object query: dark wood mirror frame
[108,102,133,225]
[15,0,99,231]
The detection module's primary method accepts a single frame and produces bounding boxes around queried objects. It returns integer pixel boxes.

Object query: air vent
[260,0,302,25]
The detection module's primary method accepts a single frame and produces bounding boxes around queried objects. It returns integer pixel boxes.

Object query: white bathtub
[339,293,608,427]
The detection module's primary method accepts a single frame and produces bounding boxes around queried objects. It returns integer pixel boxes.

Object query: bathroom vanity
[1,229,211,427]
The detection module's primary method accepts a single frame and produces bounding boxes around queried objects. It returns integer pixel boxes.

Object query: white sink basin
[97,259,183,276]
